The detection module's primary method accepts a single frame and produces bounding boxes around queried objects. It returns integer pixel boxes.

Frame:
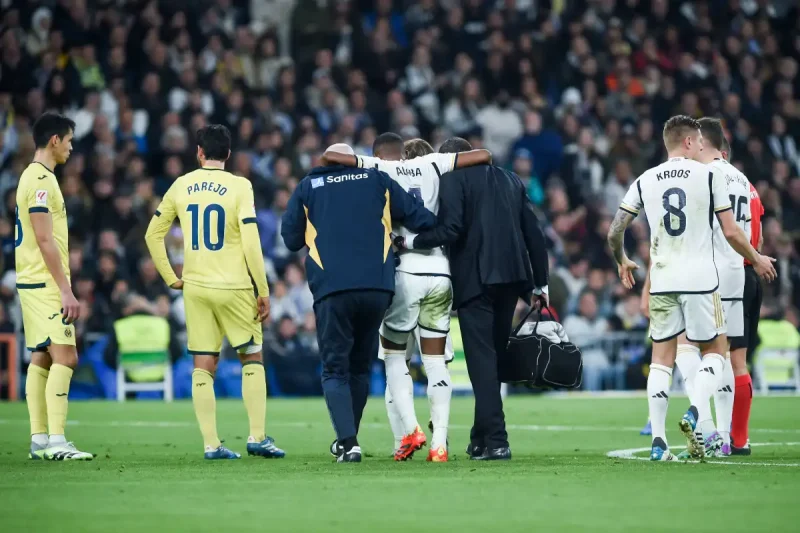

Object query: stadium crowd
[1,0,800,392]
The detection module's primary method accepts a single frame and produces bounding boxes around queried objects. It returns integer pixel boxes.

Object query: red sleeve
[745,184,763,266]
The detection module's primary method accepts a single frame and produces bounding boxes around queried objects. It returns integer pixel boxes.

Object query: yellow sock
[192,369,220,449]
[26,364,49,435]
[45,364,73,437]
[242,362,266,441]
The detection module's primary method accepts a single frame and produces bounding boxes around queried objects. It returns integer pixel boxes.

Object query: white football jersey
[356,152,457,275]
[709,158,751,299]
[620,157,731,294]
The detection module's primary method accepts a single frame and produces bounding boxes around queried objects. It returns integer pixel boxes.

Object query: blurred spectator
[563,291,612,391]
[0,0,796,393]
[267,315,322,396]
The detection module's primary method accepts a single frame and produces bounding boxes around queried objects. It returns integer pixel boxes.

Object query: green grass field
[1,395,799,532]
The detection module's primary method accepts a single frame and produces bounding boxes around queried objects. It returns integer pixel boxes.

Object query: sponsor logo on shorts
[48,313,59,320]
[64,328,72,338]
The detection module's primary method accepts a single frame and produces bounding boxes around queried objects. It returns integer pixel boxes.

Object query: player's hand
[640,291,650,319]
[60,289,80,325]
[391,232,408,251]
[256,295,270,323]
[170,280,184,290]
[617,258,639,290]
[754,254,777,282]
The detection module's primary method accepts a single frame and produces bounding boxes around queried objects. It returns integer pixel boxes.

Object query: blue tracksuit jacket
[281,164,435,302]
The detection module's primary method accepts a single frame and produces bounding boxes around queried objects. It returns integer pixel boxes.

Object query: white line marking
[0,418,799,434]
[607,442,800,467]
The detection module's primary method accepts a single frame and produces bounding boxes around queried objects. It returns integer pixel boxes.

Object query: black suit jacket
[413,165,549,308]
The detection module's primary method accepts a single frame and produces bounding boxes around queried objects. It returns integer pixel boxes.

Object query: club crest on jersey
[35,190,48,205]
[311,177,324,188]
[396,166,422,177]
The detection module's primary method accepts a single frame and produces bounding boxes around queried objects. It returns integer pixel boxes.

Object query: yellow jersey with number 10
[15,162,70,287]
[149,168,259,290]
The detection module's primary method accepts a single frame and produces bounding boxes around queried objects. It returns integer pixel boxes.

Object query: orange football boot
[394,426,427,461]
[426,446,448,462]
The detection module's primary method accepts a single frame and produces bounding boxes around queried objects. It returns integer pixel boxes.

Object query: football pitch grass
[1,395,799,532]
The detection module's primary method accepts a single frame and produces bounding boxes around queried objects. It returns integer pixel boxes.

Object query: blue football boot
[246,436,285,458]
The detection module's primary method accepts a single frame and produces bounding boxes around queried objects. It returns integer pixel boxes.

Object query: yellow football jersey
[15,162,70,287]
[146,168,268,294]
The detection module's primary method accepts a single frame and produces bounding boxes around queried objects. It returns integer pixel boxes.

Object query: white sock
[714,354,735,444]
[422,355,451,449]
[31,433,48,447]
[647,364,672,447]
[384,351,419,434]
[676,343,713,426]
[385,385,404,451]
[689,353,725,438]
[675,344,700,397]
[48,434,66,446]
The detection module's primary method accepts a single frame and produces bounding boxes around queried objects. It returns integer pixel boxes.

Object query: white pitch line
[607,442,800,467]
[0,418,798,434]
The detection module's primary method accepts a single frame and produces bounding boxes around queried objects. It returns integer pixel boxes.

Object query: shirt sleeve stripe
[242,217,257,224]
[715,205,733,213]
[453,153,459,170]
[28,207,49,213]
[356,156,363,168]
[154,209,162,217]
[619,204,639,215]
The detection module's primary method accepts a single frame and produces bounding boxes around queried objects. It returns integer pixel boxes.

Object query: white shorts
[377,327,455,362]
[718,263,745,302]
[649,291,726,343]
[381,272,452,343]
[723,299,744,339]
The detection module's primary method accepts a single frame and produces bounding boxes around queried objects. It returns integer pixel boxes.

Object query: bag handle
[512,305,556,337]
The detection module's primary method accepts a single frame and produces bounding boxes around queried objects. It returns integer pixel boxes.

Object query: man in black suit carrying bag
[394,137,549,460]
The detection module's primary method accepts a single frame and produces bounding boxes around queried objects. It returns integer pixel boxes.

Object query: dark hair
[662,115,701,149]
[32,112,75,149]
[196,124,232,161]
[403,138,434,159]
[439,137,472,154]
[698,117,725,151]
[721,136,731,158]
[372,132,403,156]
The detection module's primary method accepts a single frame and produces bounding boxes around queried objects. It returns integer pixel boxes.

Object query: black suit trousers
[457,283,522,450]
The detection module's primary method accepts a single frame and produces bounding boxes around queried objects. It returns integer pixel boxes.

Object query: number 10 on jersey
[187,203,225,251]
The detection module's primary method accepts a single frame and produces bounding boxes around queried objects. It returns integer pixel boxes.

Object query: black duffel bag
[499,307,583,389]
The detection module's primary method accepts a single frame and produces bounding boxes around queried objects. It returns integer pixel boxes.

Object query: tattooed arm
[607,208,639,289]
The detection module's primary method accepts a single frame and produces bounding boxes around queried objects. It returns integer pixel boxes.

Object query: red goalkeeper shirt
[744,183,764,266]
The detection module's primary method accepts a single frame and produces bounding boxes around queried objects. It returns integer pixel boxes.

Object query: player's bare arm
[453,149,491,168]
[716,209,776,282]
[30,212,80,323]
[607,208,639,289]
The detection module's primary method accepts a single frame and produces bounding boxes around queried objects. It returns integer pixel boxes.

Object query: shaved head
[326,143,354,155]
